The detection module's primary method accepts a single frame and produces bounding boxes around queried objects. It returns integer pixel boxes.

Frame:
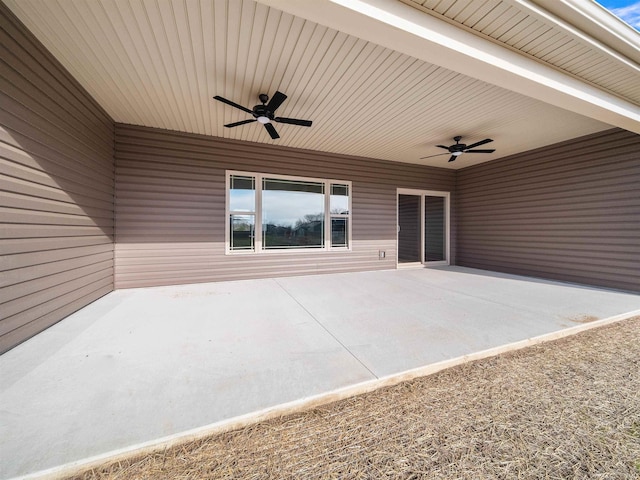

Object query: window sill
[225,247,352,255]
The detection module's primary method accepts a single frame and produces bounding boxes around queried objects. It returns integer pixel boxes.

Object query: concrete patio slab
[2,267,640,479]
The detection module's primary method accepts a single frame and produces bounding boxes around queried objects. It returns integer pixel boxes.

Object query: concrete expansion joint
[272,278,379,380]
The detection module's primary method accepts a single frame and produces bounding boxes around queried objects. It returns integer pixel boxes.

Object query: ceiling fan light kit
[213,91,312,140]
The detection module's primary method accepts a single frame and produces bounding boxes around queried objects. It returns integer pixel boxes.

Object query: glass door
[398,194,421,264]
[397,189,449,266]
[424,195,446,262]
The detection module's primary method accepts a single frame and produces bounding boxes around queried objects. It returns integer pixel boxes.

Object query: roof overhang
[533,0,640,64]
[257,0,640,134]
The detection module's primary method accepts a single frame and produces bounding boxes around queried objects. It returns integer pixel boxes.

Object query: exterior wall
[114,124,456,288]
[456,128,640,293]
[1,4,115,353]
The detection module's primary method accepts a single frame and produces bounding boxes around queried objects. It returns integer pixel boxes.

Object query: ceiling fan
[420,136,495,162]
[213,91,312,140]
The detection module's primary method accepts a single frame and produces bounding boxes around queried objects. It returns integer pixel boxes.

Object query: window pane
[230,214,254,251]
[262,178,325,249]
[330,184,349,214]
[264,178,324,194]
[230,175,255,212]
[425,196,445,261]
[331,218,348,247]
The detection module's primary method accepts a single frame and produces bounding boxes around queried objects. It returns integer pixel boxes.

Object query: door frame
[397,188,450,267]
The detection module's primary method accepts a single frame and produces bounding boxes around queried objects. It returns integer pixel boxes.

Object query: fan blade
[264,123,280,139]
[213,95,254,115]
[274,117,312,127]
[266,91,287,112]
[419,152,449,159]
[436,145,450,150]
[466,149,495,153]
[224,119,257,128]
[465,138,493,150]
[448,155,457,162]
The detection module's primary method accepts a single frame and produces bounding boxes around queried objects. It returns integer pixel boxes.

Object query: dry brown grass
[72,317,640,480]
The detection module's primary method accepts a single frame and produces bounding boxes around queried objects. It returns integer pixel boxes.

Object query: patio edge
[15,309,640,480]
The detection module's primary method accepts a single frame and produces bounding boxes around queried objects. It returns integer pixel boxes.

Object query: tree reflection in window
[262,178,325,249]
[230,215,254,250]
[226,172,351,252]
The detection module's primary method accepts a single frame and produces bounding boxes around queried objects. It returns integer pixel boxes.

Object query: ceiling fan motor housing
[253,104,272,119]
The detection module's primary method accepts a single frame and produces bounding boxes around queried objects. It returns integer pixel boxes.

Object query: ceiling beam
[256,0,640,134]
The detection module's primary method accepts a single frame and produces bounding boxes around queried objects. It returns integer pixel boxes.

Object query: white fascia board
[256,0,640,134]
[531,0,640,65]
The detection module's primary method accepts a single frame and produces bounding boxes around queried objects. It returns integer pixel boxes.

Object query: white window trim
[396,188,450,267]
[226,170,352,254]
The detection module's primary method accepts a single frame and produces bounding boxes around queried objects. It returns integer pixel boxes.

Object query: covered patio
[2,266,640,479]
[2,1,640,477]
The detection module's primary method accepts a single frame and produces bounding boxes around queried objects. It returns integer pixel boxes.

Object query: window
[226,171,351,253]
[263,178,325,249]
[330,184,349,247]
[229,175,255,251]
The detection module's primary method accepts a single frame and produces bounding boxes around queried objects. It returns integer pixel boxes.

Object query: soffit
[404,0,640,106]
[4,0,612,169]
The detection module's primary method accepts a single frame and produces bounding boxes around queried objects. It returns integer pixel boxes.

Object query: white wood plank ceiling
[5,0,626,169]
[405,0,640,105]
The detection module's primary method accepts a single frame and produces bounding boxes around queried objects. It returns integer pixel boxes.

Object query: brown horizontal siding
[456,128,640,293]
[115,124,455,288]
[115,241,397,287]
[1,282,113,353]
[0,3,115,353]
[1,267,113,327]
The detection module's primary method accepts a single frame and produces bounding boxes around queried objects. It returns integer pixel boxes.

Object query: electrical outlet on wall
[379,250,386,259]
